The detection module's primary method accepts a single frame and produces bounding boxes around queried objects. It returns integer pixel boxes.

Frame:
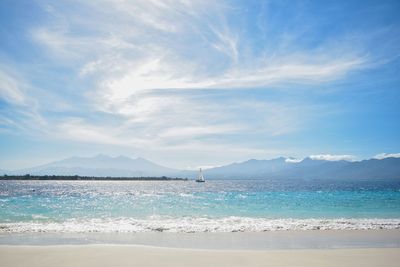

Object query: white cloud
[309,154,356,161]
[373,153,400,159]
[285,158,303,163]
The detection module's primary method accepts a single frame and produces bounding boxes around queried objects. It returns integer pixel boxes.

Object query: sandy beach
[1,230,400,267]
[0,245,399,267]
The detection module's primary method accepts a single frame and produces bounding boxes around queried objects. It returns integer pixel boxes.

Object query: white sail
[196,168,205,182]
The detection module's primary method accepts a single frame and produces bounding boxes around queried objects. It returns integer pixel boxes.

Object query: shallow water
[1,180,399,233]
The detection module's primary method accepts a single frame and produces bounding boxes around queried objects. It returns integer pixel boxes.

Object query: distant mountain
[202,157,289,179]
[204,157,400,180]
[11,154,183,177]
[4,154,400,180]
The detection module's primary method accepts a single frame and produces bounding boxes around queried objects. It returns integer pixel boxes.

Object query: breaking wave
[1,217,399,233]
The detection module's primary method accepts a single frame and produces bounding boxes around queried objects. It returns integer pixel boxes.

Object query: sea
[1,179,400,233]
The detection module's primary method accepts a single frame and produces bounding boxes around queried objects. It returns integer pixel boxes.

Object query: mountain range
[203,157,400,180]
[6,154,180,177]
[2,154,400,181]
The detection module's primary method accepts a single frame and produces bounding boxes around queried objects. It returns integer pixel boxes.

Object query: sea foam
[1,217,399,233]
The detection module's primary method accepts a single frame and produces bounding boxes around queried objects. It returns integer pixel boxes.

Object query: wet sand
[1,229,399,249]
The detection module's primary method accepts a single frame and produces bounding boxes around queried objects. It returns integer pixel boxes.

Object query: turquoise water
[1,180,400,232]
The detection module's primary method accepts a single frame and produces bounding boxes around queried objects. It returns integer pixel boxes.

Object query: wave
[1,217,400,233]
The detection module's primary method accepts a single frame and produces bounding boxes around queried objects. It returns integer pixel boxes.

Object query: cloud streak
[0,66,48,135]
[33,0,367,93]
[0,68,28,105]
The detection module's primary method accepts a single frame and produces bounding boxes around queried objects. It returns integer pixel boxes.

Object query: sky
[0,0,399,170]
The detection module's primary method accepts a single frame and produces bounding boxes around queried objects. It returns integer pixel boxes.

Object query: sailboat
[196,168,205,182]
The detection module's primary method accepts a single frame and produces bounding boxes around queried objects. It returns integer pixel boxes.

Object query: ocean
[1,179,400,233]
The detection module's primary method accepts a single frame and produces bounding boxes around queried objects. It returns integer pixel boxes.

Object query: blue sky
[0,0,399,170]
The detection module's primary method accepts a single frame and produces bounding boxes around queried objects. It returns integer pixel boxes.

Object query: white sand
[0,245,399,267]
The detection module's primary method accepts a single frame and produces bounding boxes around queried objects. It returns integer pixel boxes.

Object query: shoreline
[1,245,399,267]
[0,175,189,181]
[1,229,399,250]
[2,217,399,233]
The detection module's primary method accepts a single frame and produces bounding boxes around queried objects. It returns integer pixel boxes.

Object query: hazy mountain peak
[13,154,178,177]
[272,156,287,162]
[244,159,259,163]
[116,155,130,159]
[5,155,400,180]
[243,157,286,164]
[135,156,149,161]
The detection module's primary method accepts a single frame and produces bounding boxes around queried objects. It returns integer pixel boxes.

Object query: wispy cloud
[0,66,47,135]
[32,0,368,92]
[0,68,28,105]
[52,93,310,148]
[25,0,370,160]
[28,0,369,152]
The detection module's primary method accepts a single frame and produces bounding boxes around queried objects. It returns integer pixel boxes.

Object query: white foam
[1,217,399,233]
